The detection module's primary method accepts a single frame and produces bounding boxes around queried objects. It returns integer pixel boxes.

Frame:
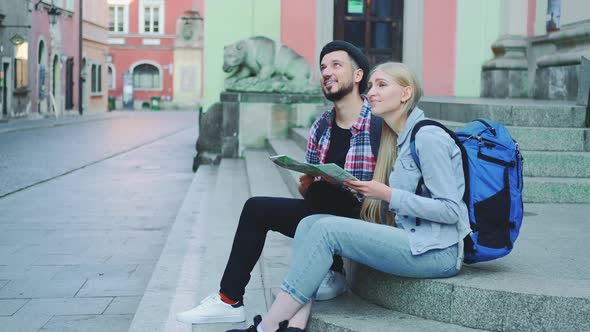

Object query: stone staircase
[128,96,589,332]
[270,123,590,332]
[419,96,590,204]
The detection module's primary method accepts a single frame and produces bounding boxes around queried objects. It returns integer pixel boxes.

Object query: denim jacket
[388,108,471,256]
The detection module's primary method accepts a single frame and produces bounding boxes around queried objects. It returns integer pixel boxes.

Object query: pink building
[107,0,204,109]
[82,1,109,113]
[30,0,81,115]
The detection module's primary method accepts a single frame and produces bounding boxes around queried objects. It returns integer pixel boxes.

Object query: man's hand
[344,179,392,202]
[298,174,315,196]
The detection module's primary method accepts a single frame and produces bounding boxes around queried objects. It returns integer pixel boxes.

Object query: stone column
[481,35,528,98]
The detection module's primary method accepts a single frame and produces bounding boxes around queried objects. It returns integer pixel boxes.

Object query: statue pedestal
[196,92,326,166]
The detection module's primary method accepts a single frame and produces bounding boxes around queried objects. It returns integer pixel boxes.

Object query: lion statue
[222,36,318,94]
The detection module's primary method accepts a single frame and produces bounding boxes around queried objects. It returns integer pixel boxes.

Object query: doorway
[52,55,60,114]
[334,0,404,66]
[65,57,74,110]
[2,61,9,117]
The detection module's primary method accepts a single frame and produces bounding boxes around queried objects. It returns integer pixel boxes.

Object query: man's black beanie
[319,40,370,93]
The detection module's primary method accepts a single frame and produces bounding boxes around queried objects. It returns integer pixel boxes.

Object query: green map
[269,154,358,183]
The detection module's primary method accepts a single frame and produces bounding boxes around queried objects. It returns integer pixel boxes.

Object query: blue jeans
[280,214,461,304]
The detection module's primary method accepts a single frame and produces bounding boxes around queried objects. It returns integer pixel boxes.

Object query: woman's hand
[344,179,392,202]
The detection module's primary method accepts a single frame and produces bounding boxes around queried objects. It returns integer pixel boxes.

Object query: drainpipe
[78,0,83,115]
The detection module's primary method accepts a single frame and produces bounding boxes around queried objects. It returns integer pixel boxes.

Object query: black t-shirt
[325,122,352,168]
[305,122,360,218]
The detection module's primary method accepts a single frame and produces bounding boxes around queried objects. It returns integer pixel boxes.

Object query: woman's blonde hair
[360,62,423,225]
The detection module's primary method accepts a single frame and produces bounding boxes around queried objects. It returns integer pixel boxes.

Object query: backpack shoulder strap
[314,117,329,144]
[410,119,470,204]
[369,114,382,159]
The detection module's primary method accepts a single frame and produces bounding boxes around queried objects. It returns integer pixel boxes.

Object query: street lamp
[47,6,61,25]
[34,0,62,25]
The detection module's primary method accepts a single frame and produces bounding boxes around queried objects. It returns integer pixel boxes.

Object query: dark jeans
[219,182,360,303]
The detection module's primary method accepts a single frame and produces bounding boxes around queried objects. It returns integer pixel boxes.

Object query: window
[334,0,404,65]
[109,5,127,33]
[133,63,160,90]
[140,1,164,34]
[108,65,115,90]
[14,42,28,89]
[91,63,102,94]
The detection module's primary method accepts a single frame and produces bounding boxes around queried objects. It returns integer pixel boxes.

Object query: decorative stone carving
[481,35,528,98]
[222,36,319,94]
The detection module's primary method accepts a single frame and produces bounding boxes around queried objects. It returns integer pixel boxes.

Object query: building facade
[29,0,81,116]
[0,0,32,118]
[82,1,109,113]
[202,0,590,107]
[107,0,204,110]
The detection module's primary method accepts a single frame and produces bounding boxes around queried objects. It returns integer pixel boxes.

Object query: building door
[52,55,60,114]
[65,57,74,110]
[1,62,9,117]
[334,0,404,66]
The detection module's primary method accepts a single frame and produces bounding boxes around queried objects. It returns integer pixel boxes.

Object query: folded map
[269,154,358,183]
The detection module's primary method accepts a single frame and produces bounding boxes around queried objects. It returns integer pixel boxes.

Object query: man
[177,40,378,325]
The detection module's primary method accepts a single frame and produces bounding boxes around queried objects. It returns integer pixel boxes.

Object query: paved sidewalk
[0,124,197,331]
[0,111,130,134]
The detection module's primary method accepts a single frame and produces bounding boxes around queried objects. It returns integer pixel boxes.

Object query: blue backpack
[410,119,524,264]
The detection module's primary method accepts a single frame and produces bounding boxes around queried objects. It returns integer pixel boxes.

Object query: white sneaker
[315,270,347,301]
[176,293,246,324]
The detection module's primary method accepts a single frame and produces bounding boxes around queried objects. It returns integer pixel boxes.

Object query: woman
[228,62,471,332]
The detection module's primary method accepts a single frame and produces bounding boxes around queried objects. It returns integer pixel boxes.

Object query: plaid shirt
[306,98,377,182]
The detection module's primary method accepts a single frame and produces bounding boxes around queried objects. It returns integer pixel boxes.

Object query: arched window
[108,65,115,90]
[132,63,161,90]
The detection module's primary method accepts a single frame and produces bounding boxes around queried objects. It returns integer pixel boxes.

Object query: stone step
[266,138,306,198]
[129,160,266,332]
[523,176,590,203]
[246,139,590,331]
[308,292,483,332]
[290,127,309,152]
[244,150,294,315]
[436,119,590,152]
[523,151,590,177]
[420,96,587,128]
[128,165,219,332]
[350,202,590,332]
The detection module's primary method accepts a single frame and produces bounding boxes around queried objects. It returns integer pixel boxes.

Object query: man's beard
[322,80,354,102]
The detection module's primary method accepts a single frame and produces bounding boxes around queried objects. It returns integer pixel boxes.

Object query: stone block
[522,151,590,177]
[0,278,86,298]
[238,102,271,153]
[103,296,142,315]
[270,104,290,138]
[0,299,28,316]
[290,103,321,128]
[508,70,528,97]
[40,314,133,332]
[76,277,148,297]
[578,56,590,106]
[523,177,590,203]
[17,297,112,316]
[535,65,579,100]
[351,265,453,322]
[451,287,590,332]
[197,102,223,153]
[481,70,528,98]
